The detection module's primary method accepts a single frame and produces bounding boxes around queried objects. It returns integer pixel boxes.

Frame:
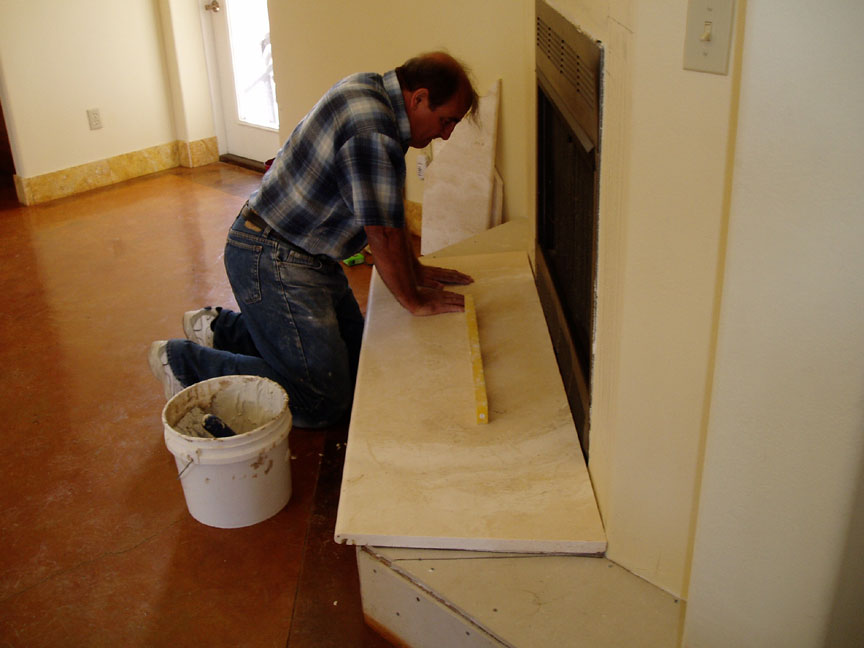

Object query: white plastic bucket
[162,375,292,528]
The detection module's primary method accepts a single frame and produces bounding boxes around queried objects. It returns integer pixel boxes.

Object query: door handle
[205,0,221,12]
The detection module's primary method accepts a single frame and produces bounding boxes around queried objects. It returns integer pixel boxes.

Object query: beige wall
[0,0,216,183]
[547,0,738,596]
[266,0,535,221]
[554,1,864,642]
[158,0,216,144]
[0,0,176,178]
[684,1,864,645]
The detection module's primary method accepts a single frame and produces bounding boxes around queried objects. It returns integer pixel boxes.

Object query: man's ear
[411,88,429,109]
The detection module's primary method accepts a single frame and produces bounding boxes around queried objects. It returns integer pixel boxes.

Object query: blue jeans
[166,208,364,428]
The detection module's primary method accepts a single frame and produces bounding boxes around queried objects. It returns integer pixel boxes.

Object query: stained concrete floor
[0,164,392,647]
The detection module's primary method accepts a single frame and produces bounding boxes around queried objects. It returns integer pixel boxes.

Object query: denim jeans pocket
[273,245,323,270]
[225,237,263,304]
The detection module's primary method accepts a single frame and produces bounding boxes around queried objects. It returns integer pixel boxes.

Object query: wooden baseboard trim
[219,154,266,173]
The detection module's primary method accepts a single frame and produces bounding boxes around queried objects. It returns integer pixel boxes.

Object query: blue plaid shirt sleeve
[337,131,406,229]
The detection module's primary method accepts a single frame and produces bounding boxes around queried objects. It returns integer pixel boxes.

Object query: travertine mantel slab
[335,251,606,554]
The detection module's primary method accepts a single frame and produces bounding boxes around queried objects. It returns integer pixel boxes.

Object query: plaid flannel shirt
[247,70,411,260]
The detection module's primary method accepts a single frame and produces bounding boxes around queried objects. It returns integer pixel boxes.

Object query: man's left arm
[403,228,473,289]
[340,131,472,311]
[365,224,470,316]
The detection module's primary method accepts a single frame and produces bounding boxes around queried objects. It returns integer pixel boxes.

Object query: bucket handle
[172,447,203,479]
[176,456,194,479]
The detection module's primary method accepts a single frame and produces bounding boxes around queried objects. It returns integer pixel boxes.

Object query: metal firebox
[535,0,603,458]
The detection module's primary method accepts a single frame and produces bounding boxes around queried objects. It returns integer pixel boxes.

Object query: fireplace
[535,0,603,458]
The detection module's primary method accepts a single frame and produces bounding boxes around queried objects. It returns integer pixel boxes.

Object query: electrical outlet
[87,108,103,130]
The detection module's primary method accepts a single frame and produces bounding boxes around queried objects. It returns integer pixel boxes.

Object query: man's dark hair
[395,52,479,115]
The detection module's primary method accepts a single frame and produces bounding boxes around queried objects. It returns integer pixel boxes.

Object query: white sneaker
[182,307,219,347]
[147,340,184,399]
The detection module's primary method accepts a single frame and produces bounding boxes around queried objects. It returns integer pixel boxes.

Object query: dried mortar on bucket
[172,380,279,439]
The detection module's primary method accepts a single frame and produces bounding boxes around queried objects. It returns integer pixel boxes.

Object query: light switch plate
[683,0,735,75]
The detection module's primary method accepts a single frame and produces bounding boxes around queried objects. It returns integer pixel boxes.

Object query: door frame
[198,0,279,166]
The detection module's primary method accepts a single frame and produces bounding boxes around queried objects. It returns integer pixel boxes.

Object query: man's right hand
[365,225,468,315]
[409,286,465,316]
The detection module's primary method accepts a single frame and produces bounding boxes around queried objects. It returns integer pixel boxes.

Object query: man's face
[406,88,470,149]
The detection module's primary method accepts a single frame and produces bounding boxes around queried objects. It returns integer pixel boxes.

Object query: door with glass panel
[205,0,280,163]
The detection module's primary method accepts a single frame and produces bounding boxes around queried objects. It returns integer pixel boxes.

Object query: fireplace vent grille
[536,15,597,111]
[535,1,601,149]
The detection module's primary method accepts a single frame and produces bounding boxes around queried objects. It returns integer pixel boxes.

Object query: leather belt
[240,204,269,233]
[239,203,326,262]
[241,204,292,245]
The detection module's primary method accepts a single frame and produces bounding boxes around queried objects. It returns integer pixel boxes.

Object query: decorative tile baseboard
[178,137,219,169]
[14,137,219,205]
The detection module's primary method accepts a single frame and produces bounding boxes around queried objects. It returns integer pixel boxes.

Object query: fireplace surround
[535,0,603,458]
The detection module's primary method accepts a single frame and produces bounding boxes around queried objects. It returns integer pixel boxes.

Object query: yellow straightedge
[464,294,489,424]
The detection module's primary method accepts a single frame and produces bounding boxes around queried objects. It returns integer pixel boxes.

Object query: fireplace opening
[535,0,603,459]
